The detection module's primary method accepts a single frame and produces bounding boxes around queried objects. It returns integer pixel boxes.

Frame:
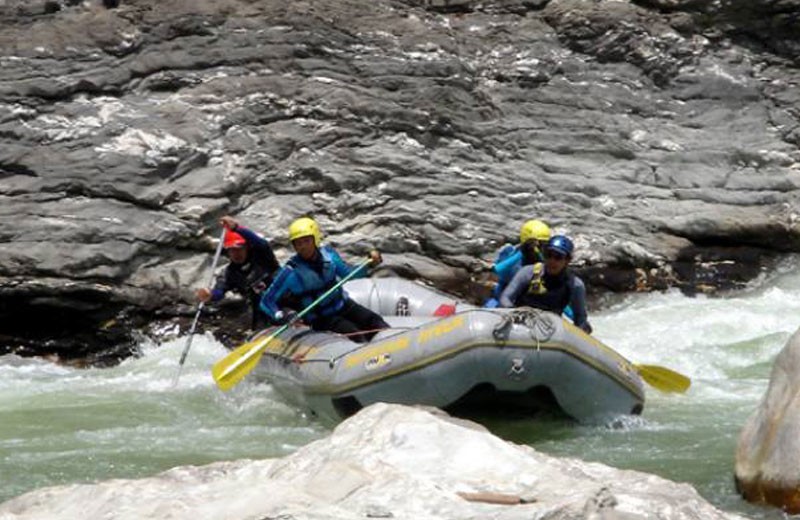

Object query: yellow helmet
[288,217,322,246]
[519,219,551,244]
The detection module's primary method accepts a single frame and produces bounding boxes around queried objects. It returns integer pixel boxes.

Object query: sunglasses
[545,250,567,260]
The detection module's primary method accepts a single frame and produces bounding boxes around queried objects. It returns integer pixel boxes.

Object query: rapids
[3,258,800,519]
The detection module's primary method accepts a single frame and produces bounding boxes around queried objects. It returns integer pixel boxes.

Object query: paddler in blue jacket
[259,217,389,343]
[484,219,551,308]
[499,235,593,334]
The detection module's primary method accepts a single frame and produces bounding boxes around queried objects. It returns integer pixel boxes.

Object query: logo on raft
[365,353,393,371]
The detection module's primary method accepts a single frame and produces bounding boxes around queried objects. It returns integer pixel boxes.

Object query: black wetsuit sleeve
[210,268,231,301]
[236,225,280,273]
[569,275,592,334]
[499,265,535,307]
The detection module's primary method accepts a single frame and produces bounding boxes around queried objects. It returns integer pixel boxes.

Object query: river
[3,258,800,519]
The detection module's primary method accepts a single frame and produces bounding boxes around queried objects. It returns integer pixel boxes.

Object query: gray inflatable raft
[250,278,645,423]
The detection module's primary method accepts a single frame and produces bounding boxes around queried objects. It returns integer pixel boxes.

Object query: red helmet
[223,230,246,249]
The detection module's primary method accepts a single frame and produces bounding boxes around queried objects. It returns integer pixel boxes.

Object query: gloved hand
[274,309,298,325]
[369,249,383,267]
[219,215,239,231]
[195,287,212,303]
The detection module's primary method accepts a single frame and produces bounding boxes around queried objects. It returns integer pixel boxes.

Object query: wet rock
[735,326,800,514]
[0,0,799,357]
[0,403,745,519]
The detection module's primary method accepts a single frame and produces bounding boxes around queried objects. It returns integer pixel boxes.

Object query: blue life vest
[483,244,521,308]
[286,246,346,320]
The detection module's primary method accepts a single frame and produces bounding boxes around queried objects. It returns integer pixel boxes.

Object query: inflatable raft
[249,278,645,423]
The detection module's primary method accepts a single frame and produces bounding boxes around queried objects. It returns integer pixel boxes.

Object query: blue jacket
[259,245,366,324]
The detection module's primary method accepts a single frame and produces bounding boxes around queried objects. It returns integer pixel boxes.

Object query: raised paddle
[634,363,691,393]
[173,227,227,386]
[212,258,372,391]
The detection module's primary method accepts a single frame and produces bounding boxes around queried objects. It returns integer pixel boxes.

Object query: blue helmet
[546,235,574,257]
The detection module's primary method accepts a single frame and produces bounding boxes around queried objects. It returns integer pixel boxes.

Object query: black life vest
[227,252,276,307]
[515,264,574,315]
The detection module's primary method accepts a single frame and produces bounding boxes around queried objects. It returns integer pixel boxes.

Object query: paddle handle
[217,257,372,381]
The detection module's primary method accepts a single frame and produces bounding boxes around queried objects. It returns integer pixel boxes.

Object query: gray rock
[0,0,798,354]
[0,403,746,520]
[735,326,800,514]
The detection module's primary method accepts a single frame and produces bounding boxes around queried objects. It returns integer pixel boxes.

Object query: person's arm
[327,246,369,280]
[499,265,534,307]
[196,268,230,302]
[569,276,592,334]
[259,267,295,320]
[234,226,280,273]
[493,246,521,278]
[208,271,229,301]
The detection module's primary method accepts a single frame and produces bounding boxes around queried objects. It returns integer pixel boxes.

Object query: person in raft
[499,234,593,334]
[195,216,281,330]
[484,219,551,308]
[259,216,389,343]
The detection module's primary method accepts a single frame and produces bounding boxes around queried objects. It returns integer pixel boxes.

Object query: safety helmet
[223,230,247,249]
[545,235,574,257]
[288,217,322,246]
[519,219,551,244]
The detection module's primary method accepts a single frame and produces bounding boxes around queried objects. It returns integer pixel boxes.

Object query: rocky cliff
[1,0,798,357]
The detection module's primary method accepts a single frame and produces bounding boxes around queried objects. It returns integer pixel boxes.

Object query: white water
[2,258,800,518]
[0,335,325,503]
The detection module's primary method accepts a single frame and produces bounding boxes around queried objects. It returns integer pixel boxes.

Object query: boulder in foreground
[0,403,744,519]
[736,327,800,513]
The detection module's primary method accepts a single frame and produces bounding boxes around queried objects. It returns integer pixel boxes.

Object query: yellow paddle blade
[212,335,271,391]
[634,364,691,394]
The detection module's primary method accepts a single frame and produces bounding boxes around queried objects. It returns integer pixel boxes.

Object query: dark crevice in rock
[139,72,203,93]
[672,226,800,252]
[43,1,60,14]
[52,183,170,211]
[631,0,709,14]
[147,16,223,43]
[579,246,780,298]
[0,291,138,366]
[0,162,38,178]
[272,166,344,195]
[28,83,125,103]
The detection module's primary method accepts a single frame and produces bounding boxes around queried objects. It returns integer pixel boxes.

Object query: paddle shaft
[216,257,372,382]
[174,227,227,384]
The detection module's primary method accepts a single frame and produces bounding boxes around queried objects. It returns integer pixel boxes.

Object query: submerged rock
[735,327,800,514]
[0,403,744,519]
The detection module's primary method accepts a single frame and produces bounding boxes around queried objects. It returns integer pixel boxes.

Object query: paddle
[633,363,691,393]
[212,257,372,391]
[173,227,227,386]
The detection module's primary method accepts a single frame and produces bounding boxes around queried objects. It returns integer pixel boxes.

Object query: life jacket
[486,242,545,307]
[286,247,346,321]
[226,255,275,307]
[516,265,574,315]
[493,244,520,286]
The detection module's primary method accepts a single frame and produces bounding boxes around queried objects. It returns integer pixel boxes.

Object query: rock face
[735,326,800,514]
[0,0,799,355]
[0,403,746,519]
